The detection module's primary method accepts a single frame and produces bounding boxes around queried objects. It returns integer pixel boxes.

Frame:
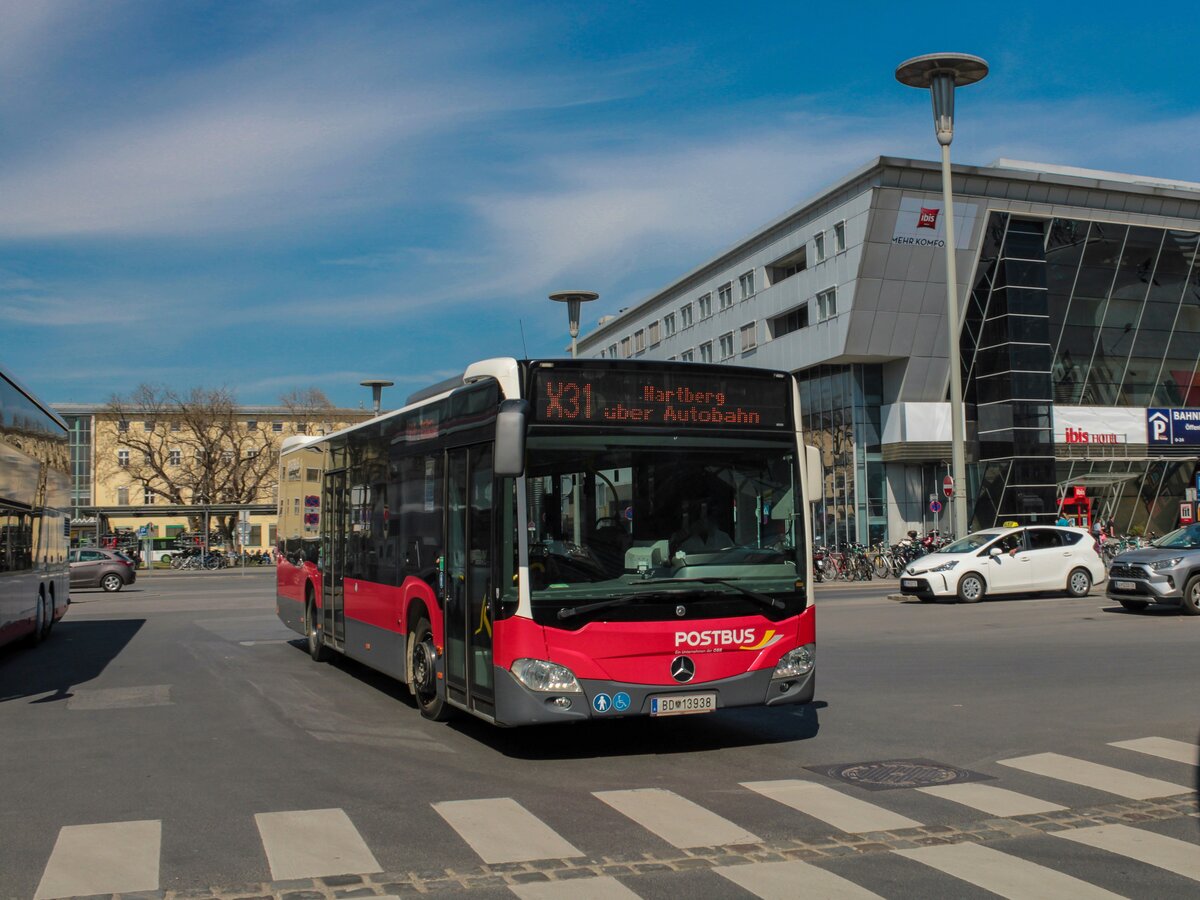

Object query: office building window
[834,220,846,253]
[769,304,810,338]
[739,270,755,300]
[647,321,660,346]
[634,329,646,353]
[740,322,757,352]
[680,303,694,328]
[663,312,676,337]
[247,420,258,431]
[142,420,154,432]
[817,287,837,321]
[117,449,129,468]
[767,246,807,284]
[699,341,713,363]
[117,486,129,505]
[718,282,733,310]
[681,349,694,362]
[620,336,632,358]
[170,420,181,432]
[143,488,156,505]
[698,293,712,320]
[169,449,181,466]
[272,422,283,433]
[814,231,826,262]
[607,343,617,357]
[118,419,129,433]
[719,332,735,360]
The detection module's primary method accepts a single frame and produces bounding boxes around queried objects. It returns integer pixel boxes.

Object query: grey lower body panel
[492,665,815,727]
[342,617,408,682]
[277,595,306,636]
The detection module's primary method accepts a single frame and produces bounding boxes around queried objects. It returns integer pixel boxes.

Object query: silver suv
[1106,523,1200,615]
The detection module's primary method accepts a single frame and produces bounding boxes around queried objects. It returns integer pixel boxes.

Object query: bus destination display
[531,367,790,430]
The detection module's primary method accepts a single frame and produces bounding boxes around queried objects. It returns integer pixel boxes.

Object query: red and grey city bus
[0,364,70,650]
[275,358,818,726]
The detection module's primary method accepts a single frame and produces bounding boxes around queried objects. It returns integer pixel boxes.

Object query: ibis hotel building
[576,157,1200,546]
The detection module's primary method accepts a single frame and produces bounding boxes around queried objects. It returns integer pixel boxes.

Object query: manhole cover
[806,758,994,792]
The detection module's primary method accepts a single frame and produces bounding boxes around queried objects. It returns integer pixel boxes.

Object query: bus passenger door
[321,469,348,649]
[444,445,495,716]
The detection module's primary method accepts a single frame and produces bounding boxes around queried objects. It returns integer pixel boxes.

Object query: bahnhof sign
[579,157,1200,544]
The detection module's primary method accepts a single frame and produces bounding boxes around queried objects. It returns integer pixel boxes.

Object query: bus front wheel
[410,617,450,721]
[305,599,330,662]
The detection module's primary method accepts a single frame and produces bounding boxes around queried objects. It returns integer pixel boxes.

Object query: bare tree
[101,385,278,542]
[278,387,338,436]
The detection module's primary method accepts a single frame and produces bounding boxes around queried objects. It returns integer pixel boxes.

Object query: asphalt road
[1,571,1196,899]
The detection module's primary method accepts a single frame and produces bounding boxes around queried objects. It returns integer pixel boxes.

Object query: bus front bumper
[493,661,815,727]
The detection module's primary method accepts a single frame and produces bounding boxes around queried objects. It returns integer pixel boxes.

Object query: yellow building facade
[54,404,375,552]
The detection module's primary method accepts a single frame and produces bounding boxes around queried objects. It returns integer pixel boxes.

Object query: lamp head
[549,290,599,339]
[895,53,988,146]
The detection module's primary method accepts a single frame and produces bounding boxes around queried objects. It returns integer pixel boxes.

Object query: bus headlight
[772,645,814,679]
[510,658,583,693]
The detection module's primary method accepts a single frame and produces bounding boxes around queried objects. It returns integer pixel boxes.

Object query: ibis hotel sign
[890,196,979,250]
[1147,408,1200,446]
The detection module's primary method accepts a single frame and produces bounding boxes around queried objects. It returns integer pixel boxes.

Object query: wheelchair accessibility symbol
[592,693,612,713]
[613,692,631,712]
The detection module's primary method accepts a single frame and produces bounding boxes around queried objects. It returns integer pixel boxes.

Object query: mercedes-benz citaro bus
[275,358,820,726]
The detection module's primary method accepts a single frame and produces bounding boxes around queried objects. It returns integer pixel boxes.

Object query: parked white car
[899,526,1105,603]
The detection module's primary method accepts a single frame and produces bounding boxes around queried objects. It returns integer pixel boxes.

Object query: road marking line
[593,788,759,848]
[715,859,884,899]
[894,841,1124,899]
[433,798,582,864]
[997,752,1190,800]
[1054,824,1200,881]
[741,780,922,832]
[916,782,1067,816]
[510,875,641,899]
[255,808,381,880]
[1108,737,1198,767]
[34,820,161,900]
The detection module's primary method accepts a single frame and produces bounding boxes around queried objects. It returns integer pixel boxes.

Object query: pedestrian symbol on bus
[613,692,631,711]
[592,693,612,713]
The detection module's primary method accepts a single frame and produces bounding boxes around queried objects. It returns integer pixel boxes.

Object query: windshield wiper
[557,591,687,620]
[639,577,787,611]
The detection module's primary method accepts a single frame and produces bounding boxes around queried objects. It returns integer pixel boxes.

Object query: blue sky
[3,0,1199,408]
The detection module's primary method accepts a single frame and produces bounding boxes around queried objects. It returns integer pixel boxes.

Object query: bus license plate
[650,693,716,716]
[1114,581,1136,590]
[902,579,918,589]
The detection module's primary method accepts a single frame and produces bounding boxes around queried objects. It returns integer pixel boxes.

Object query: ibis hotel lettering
[890,196,979,250]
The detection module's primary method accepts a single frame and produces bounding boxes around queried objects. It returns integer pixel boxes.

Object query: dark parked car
[69,548,137,592]
[1106,523,1200,614]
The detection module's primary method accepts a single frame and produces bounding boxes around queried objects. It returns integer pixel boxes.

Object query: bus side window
[404,540,421,572]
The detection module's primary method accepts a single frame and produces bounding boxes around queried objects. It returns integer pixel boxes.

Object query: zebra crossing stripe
[741,780,922,833]
[1108,737,1199,767]
[254,808,381,880]
[34,820,161,900]
[895,841,1125,899]
[1054,824,1200,882]
[509,875,642,899]
[997,752,1191,800]
[594,788,760,848]
[916,782,1067,817]
[433,798,583,864]
[715,859,885,899]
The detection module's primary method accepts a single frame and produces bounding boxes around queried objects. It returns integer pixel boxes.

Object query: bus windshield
[517,434,804,626]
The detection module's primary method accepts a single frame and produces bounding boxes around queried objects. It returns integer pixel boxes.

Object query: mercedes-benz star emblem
[670,656,695,683]
[675,604,686,617]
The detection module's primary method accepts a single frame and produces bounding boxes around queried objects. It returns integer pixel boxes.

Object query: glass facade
[797,365,885,547]
[963,212,1200,536]
[65,414,92,515]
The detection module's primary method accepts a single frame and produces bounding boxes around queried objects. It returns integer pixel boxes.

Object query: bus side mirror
[805,445,822,502]
[495,399,529,477]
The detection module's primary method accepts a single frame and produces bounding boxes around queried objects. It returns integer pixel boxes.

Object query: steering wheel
[594,516,626,531]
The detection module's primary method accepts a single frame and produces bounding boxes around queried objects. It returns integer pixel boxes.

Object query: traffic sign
[929,499,943,514]
[942,475,955,498]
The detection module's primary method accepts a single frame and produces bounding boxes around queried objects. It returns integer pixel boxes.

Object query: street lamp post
[549,290,599,358]
[360,379,394,416]
[896,52,988,538]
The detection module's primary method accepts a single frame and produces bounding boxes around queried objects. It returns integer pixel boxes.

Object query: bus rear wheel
[305,598,329,662]
[410,616,450,721]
